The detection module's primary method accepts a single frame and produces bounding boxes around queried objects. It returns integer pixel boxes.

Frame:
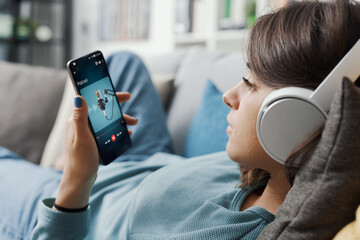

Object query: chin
[226,141,255,167]
[226,142,243,163]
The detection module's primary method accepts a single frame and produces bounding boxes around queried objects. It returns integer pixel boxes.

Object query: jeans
[0,51,174,239]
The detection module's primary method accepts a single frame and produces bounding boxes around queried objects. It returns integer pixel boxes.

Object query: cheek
[226,104,263,165]
[226,119,258,164]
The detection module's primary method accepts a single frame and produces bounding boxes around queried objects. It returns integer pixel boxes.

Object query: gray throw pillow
[0,61,66,164]
[257,78,360,240]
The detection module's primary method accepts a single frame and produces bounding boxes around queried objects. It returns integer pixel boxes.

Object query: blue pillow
[183,79,230,157]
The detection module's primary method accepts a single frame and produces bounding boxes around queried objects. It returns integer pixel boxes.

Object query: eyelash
[242,77,254,90]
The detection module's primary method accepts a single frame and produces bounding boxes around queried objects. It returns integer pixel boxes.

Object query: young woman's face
[223,72,276,170]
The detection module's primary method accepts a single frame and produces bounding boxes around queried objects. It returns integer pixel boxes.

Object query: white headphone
[257,39,360,164]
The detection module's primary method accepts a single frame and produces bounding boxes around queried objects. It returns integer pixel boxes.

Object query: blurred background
[0,0,300,69]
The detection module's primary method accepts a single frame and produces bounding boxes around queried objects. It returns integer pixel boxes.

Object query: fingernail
[74,97,83,108]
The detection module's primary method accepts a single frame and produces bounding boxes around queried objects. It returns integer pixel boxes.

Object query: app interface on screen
[71,53,129,161]
[80,76,121,133]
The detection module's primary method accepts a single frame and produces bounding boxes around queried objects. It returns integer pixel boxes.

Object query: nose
[222,85,239,109]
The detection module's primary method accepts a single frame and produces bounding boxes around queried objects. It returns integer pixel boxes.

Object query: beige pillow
[40,79,74,167]
[40,75,174,167]
[333,205,360,240]
[150,74,175,111]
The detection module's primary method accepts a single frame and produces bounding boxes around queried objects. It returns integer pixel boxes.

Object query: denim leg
[0,147,62,240]
[106,51,174,162]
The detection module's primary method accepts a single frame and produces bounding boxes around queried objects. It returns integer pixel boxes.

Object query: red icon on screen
[111,134,116,141]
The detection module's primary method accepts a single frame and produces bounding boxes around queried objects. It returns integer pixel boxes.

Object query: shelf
[73,0,259,58]
[0,0,71,68]
[173,0,255,53]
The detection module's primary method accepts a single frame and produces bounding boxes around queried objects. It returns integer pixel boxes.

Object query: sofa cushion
[183,79,229,157]
[257,79,360,240]
[143,51,186,76]
[167,49,248,155]
[0,61,66,164]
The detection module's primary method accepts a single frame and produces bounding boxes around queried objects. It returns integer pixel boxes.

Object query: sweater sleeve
[31,198,90,240]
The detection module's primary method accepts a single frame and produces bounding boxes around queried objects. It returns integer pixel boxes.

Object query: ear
[256,87,326,164]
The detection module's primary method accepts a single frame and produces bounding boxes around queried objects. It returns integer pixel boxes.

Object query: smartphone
[67,50,132,165]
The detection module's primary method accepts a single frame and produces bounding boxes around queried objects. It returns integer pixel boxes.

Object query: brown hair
[239,0,360,188]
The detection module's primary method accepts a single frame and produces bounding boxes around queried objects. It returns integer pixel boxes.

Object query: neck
[258,167,291,214]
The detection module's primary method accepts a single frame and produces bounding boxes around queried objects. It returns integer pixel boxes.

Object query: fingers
[123,114,138,125]
[72,96,90,137]
[110,92,136,136]
[116,92,131,103]
[128,129,133,136]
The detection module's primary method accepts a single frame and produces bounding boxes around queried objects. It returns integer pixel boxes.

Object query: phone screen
[67,51,132,165]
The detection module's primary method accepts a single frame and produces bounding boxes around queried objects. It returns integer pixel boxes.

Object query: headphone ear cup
[257,90,327,164]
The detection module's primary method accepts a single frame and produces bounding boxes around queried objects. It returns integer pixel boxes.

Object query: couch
[1,49,359,239]
[0,48,248,166]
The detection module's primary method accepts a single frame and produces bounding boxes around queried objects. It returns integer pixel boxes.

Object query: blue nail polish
[74,97,83,108]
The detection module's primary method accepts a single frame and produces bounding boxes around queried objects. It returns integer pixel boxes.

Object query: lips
[226,125,232,134]
[227,115,232,133]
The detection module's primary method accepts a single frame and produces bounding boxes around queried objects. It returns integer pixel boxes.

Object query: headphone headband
[311,39,360,113]
[257,39,360,164]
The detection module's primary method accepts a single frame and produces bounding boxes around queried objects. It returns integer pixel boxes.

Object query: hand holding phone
[67,51,133,165]
[54,92,138,212]
[54,95,99,210]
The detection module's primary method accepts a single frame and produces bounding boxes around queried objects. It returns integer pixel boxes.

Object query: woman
[1,0,359,239]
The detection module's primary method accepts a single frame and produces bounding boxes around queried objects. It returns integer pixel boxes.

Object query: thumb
[73,96,90,137]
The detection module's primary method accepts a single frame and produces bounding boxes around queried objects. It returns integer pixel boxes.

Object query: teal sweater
[31,152,274,239]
